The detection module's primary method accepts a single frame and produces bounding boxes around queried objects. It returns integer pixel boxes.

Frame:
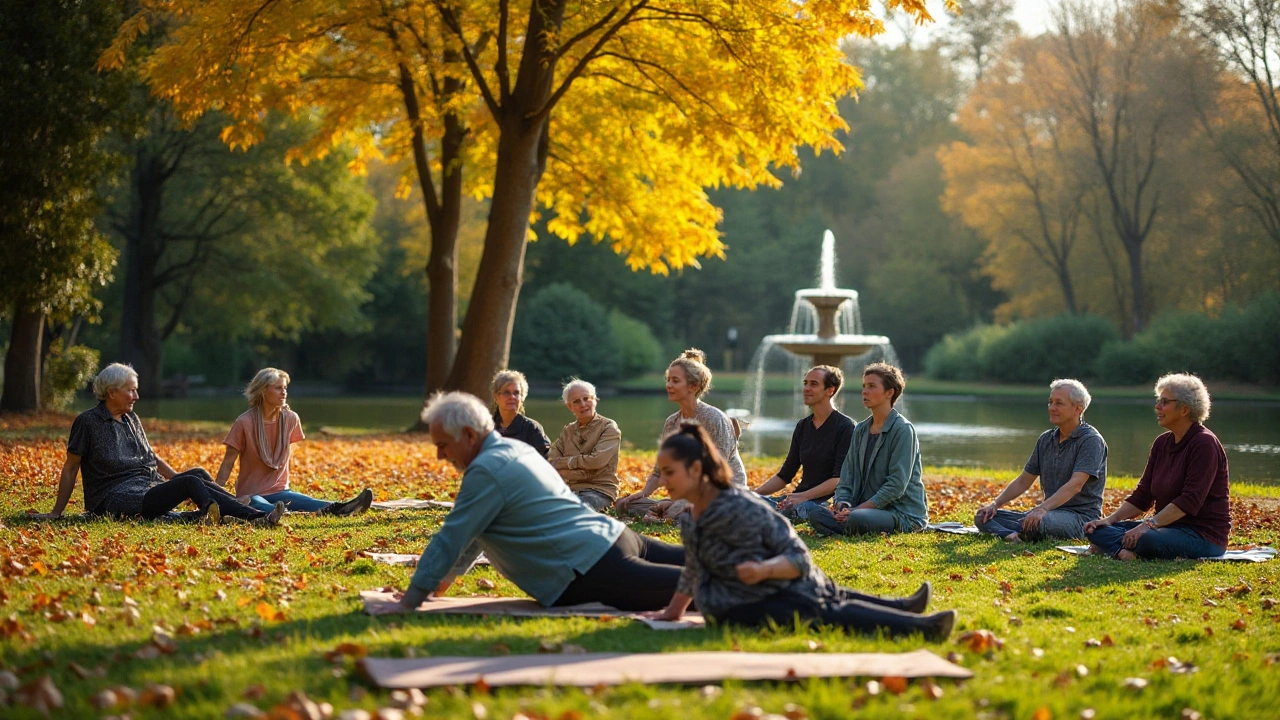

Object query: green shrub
[510,283,621,382]
[41,340,99,410]
[982,314,1120,384]
[1092,340,1158,385]
[922,324,1003,381]
[609,310,663,379]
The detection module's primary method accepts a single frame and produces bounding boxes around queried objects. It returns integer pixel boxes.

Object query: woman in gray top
[615,348,747,520]
[642,422,957,640]
[30,363,283,526]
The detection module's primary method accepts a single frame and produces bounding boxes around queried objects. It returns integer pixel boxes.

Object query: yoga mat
[360,591,704,630]
[366,552,489,567]
[1056,545,1276,562]
[360,649,972,688]
[371,498,455,511]
[927,522,982,535]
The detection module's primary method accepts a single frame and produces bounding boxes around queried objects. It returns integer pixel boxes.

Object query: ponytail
[659,421,732,489]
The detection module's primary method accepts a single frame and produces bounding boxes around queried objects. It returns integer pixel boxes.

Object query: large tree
[109,0,955,400]
[0,0,127,412]
[104,108,381,396]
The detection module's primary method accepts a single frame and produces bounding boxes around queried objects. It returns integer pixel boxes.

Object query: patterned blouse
[66,403,162,514]
[677,488,837,619]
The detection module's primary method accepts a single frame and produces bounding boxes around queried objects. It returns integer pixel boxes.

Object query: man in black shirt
[754,366,855,527]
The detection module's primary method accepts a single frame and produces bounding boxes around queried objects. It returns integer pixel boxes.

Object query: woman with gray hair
[31,363,284,526]
[491,369,551,457]
[547,378,621,511]
[215,368,372,516]
[1085,373,1230,560]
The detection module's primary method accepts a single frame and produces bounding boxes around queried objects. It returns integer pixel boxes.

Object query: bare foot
[1085,544,1103,555]
[1002,532,1022,543]
[1116,549,1137,561]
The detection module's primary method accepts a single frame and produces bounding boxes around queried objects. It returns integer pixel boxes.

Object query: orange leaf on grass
[254,602,286,622]
[881,676,908,695]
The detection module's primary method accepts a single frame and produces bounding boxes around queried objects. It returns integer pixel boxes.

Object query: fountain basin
[768,333,890,367]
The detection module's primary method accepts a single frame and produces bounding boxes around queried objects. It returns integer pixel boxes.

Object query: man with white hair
[371,391,683,614]
[975,379,1108,541]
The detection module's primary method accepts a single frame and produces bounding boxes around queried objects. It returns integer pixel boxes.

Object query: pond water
[102,391,1280,484]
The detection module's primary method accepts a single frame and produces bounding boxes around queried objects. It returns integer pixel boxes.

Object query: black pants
[553,528,684,611]
[715,587,937,638]
[138,468,267,521]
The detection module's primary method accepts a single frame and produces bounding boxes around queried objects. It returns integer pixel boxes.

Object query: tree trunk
[1,308,45,412]
[445,121,546,397]
[444,0,564,398]
[1057,267,1078,316]
[1124,239,1145,337]
[119,146,165,398]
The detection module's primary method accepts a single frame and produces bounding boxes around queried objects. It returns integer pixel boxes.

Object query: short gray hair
[421,391,494,439]
[561,378,597,403]
[1050,378,1091,413]
[93,363,138,401]
[1155,373,1211,424]
[490,369,529,413]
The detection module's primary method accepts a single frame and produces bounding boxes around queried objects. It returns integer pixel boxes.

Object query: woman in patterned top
[215,367,372,516]
[31,363,283,526]
[642,421,957,640]
[615,349,747,521]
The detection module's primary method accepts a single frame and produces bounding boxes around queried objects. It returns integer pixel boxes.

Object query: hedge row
[923,293,1280,386]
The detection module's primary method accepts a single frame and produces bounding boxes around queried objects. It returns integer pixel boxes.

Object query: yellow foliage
[105,0,949,273]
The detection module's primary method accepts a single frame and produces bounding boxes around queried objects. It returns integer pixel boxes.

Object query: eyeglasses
[497,390,523,398]
[1156,397,1179,407]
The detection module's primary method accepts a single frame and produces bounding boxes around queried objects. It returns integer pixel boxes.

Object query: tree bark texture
[1,308,45,412]
[118,145,166,398]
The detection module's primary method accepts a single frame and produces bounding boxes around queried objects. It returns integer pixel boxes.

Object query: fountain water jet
[732,231,899,449]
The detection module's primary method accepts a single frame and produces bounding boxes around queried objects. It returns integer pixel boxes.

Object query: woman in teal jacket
[809,363,928,535]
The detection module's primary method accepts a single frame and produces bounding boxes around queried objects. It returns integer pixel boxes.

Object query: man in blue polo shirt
[753,365,854,526]
[370,391,684,614]
[975,379,1108,541]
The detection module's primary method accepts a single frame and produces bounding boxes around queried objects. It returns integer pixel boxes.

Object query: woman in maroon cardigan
[1085,373,1230,560]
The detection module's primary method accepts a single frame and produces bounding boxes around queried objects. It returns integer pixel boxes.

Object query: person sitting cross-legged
[547,378,622,512]
[1085,373,1230,560]
[753,365,853,526]
[30,363,283,527]
[808,363,929,537]
[369,392,685,615]
[975,379,1108,542]
[642,421,957,640]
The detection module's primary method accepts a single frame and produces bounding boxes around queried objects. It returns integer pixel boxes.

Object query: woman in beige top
[615,349,747,520]
[548,378,622,512]
[215,368,372,516]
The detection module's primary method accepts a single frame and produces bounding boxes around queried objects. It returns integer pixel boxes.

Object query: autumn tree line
[1,0,1277,415]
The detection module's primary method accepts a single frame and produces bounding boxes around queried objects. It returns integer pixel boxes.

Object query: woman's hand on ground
[26,511,61,521]
[614,492,645,512]
[367,591,412,615]
[638,608,684,622]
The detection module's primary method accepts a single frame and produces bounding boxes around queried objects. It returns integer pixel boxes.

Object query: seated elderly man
[372,392,684,615]
[30,363,283,526]
[975,379,1108,542]
[547,378,621,512]
[753,365,854,525]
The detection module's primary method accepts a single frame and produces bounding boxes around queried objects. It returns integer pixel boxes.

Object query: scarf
[251,405,291,471]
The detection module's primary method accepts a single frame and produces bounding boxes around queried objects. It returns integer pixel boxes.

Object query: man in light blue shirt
[372,392,683,614]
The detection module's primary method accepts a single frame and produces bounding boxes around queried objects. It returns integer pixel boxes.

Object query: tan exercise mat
[371,498,455,511]
[366,552,489,567]
[360,649,971,688]
[360,591,704,630]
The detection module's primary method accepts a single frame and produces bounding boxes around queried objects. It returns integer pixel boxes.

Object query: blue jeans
[975,508,1089,541]
[761,496,828,525]
[1086,521,1226,559]
[808,505,899,536]
[247,490,331,514]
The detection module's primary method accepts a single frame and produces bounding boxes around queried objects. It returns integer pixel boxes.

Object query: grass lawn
[2,415,1278,719]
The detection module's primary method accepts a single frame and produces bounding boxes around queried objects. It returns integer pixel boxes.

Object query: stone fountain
[733,230,896,441]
